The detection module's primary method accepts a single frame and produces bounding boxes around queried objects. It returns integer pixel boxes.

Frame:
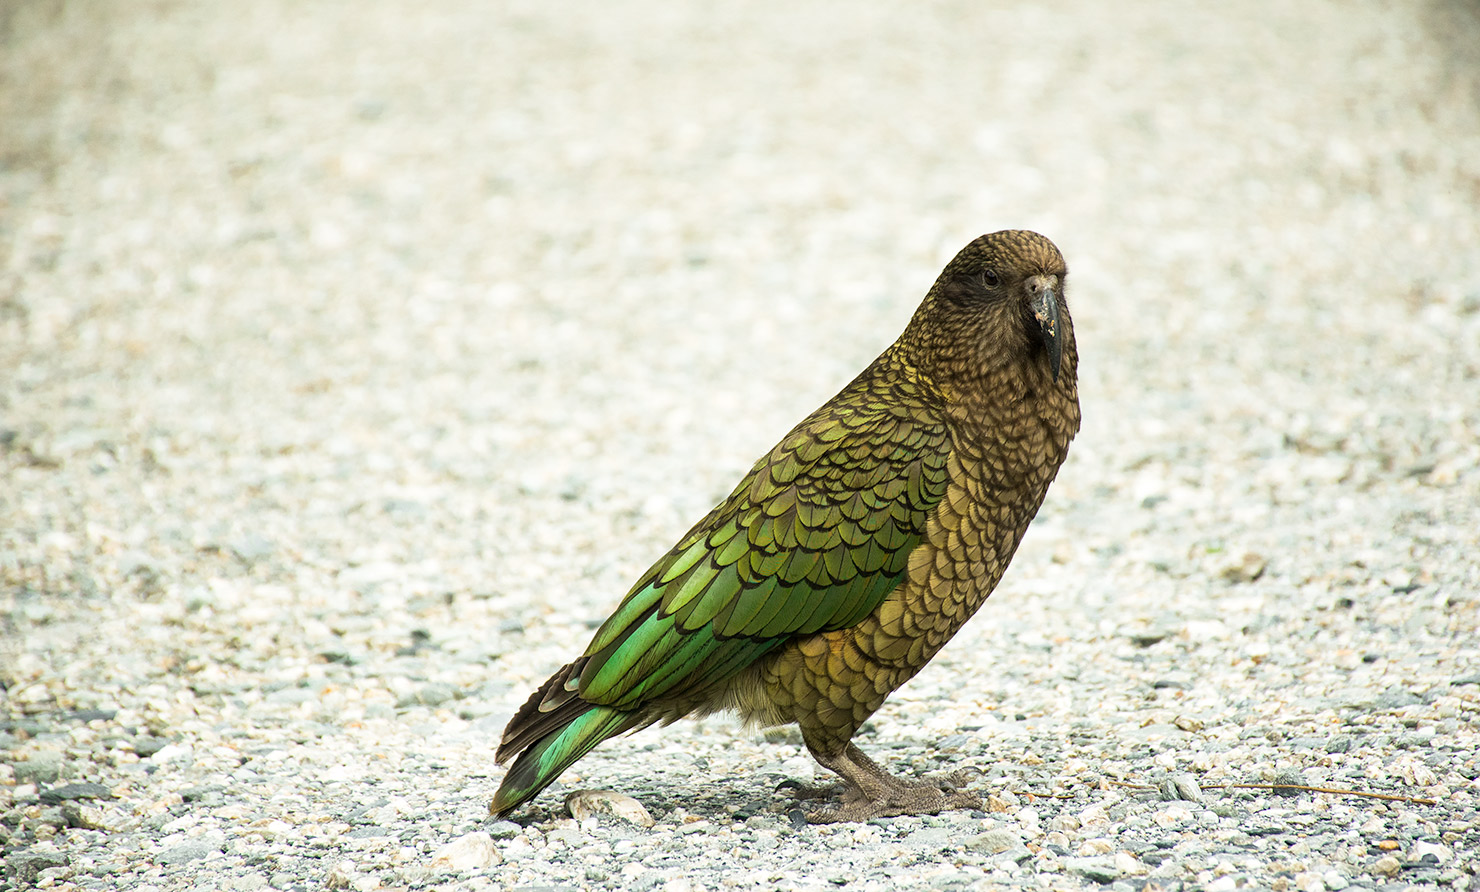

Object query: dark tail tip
[489,705,637,817]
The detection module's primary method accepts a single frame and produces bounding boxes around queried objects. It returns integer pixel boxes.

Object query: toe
[776,779,843,802]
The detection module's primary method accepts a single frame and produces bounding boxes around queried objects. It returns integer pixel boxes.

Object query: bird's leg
[800,742,981,824]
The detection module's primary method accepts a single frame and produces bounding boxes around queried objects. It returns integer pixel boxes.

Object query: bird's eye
[982,269,1001,288]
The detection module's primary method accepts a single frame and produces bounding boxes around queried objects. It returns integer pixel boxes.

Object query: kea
[492,230,1080,823]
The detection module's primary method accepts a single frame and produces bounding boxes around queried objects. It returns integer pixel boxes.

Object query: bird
[491,230,1080,823]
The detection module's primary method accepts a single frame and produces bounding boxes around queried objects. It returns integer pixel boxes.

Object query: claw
[776,779,842,802]
[938,765,984,790]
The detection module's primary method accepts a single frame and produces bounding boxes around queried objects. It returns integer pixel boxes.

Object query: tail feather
[496,659,586,764]
[490,703,640,817]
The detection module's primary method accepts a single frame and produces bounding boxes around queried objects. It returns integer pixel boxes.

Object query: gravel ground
[4,1,1480,890]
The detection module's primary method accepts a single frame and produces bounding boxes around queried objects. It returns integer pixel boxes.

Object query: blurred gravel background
[3,1,1480,890]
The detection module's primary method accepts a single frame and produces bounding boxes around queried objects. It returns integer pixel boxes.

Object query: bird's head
[907,230,1073,390]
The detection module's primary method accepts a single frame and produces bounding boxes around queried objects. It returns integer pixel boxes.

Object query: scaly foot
[774,778,843,802]
[805,775,981,823]
[799,743,981,824]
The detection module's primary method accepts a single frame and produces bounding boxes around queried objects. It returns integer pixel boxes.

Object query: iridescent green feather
[489,705,638,816]
[575,399,950,712]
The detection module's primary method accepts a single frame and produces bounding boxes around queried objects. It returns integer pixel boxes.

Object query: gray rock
[484,819,523,839]
[12,751,64,784]
[38,782,114,804]
[61,802,109,830]
[902,827,954,848]
[229,533,275,565]
[1065,855,1121,883]
[131,736,170,758]
[397,682,458,708]
[1375,688,1423,709]
[1159,774,1202,802]
[1411,840,1452,864]
[157,838,223,865]
[6,852,69,884]
[565,789,655,828]
[180,783,227,804]
[1273,768,1307,795]
[964,828,1020,854]
[429,831,502,870]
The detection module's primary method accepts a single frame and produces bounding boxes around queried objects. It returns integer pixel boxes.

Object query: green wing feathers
[492,389,950,812]
[578,402,949,707]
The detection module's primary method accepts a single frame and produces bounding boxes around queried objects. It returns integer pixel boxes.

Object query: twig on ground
[1105,778,1437,806]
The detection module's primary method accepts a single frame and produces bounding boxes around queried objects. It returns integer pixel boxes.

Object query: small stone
[429,831,502,870]
[5,852,69,884]
[1375,688,1422,709]
[132,737,170,758]
[1159,774,1202,802]
[1077,803,1110,831]
[1371,855,1402,877]
[1411,840,1452,863]
[396,682,457,708]
[1221,552,1267,583]
[903,827,953,848]
[229,872,268,891]
[149,742,194,763]
[762,726,803,745]
[61,802,108,830]
[12,750,64,784]
[1048,814,1082,832]
[37,806,68,829]
[38,782,115,804]
[1065,855,1120,883]
[325,861,359,890]
[157,836,223,865]
[777,754,817,780]
[1295,871,1325,892]
[1153,804,1194,828]
[1114,852,1146,876]
[564,789,655,828]
[1322,869,1349,890]
[179,784,225,803]
[64,708,118,723]
[229,533,275,565]
[995,845,1035,867]
[1273,768,1306,795]
[965,828,1020,854]
[936,733,971,752]
[1396,728,1436,749]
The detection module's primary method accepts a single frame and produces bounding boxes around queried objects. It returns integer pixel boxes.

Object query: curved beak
[1026,276,1064,382]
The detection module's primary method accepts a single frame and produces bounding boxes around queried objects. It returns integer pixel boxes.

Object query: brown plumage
[492,230,1080,822]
